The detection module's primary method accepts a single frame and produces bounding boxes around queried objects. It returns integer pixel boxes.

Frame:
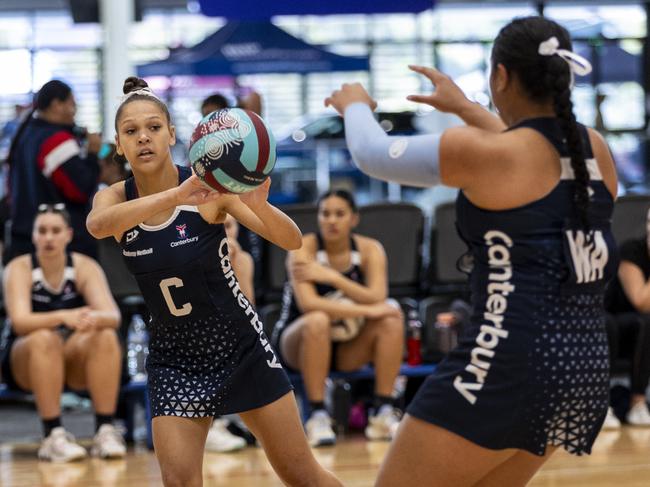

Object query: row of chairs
[97,194,650,308]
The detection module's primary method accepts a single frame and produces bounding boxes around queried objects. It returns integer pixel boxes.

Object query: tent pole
[301,74,308,116]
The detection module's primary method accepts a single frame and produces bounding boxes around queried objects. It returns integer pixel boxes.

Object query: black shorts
[0,327,74,393]
[271,316,341,374]
[0,337,28,393]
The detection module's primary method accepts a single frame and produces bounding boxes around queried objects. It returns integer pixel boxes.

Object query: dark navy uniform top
[31,252,85,312]
[120,169,233,322]
[1,252,84,361]
[275,233,365,330]
[456,118,618,298]
[118,165,289,418]
[407,117,617,457]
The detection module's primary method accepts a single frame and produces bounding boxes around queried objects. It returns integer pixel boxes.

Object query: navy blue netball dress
[408,118,617,456]
[0,252,85,391]
[119,166,291,418]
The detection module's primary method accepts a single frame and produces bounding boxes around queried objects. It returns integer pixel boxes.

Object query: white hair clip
[538,36,592,77]
[119,88,162,105]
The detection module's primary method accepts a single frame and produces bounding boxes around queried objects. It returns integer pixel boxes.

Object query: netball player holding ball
[87,77,341,487]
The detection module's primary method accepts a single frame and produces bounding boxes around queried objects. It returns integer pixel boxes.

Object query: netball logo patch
[176,224,188,239]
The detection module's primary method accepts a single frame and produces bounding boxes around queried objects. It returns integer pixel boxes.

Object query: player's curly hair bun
[115,76,171,131]
[122,76,149,95]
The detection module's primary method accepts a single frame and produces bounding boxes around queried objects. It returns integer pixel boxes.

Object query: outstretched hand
[325,83,378,116]
[406,65,471,114]
[176,174,223,206]
[239,177,271,210]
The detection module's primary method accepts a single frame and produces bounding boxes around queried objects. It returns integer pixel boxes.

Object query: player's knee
[160,466,201,487]
[25,329,63,356]
[93,328,120,352]
[302,311,330,341]
[378,309,404,336]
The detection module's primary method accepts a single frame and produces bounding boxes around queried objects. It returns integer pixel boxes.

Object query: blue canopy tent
[137,21,369,77]
[197,0,433,19]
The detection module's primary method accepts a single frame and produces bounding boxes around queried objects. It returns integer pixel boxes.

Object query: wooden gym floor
[1,427,649,486]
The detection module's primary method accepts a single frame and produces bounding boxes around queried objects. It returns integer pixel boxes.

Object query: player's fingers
[408,64,445,83]
[406,94,436,105]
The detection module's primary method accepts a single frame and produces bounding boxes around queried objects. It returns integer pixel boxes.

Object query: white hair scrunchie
[538,36,593,77]
[119,87,162,105]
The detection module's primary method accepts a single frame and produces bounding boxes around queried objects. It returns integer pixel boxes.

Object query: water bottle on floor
[127,314,149,382]
[406,310,422,366]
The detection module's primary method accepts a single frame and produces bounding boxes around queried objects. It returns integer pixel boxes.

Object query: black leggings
[606,312,650,395]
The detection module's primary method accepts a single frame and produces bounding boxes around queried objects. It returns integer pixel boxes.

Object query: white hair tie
[538,36,592,77]
[119,88,162,105]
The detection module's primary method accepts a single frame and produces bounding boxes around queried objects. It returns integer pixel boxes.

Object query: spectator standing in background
[4,80,101,263]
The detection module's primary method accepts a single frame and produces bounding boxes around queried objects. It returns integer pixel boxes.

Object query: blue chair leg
[123,392,136,443]
[144,387,154,450]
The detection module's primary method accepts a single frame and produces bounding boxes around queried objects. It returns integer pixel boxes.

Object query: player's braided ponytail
[547,59,590,229]
[492,16,590,229]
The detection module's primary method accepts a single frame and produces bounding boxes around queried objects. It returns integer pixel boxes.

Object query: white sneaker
[365,405,401,441]
[305,410,336,447]
[205,419,247,453]
[627,402,650,426]
[602,407,621,429]
[91,424,127,459]
[38,427,88,463]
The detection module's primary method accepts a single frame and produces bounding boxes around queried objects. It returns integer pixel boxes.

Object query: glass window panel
[237,74,303,131]
[372,43,420,111]
[129,47,173,65]
[545,5,645,39]
[431,4,537,41]
[167,10,224,46]
[606,133,646,186]
[436,43,488,102]
[0,14,31,48]
[599,82,644,131]
[417,10,435,42]
[277,15,369,44]
[596,5,646,38]
[34,12,101,48]
[0,50,32,94]
[571,85,596,127]
[369,14,418,42]
[131,12,171,48]
[306,71,370,115]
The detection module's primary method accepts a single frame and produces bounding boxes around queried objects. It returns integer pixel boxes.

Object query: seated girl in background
[272,189,404,447]
[0,204,124,462]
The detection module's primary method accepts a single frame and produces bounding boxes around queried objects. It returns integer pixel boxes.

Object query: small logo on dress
[126,229,139,244]
[176,224,188,239]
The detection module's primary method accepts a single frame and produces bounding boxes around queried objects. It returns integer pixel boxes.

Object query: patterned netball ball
[189,108,276,194]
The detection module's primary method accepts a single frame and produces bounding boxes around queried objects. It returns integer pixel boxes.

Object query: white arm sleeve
[343,103,441,188]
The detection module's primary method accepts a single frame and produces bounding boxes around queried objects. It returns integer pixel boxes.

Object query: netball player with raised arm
[326,16,618,487]
[87,77,341,487]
